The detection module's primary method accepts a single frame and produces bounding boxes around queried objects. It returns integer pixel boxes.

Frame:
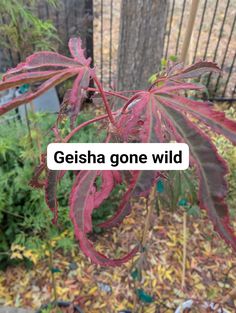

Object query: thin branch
[181,211,187,290]
[86,87,129,101]
[63,114,109,142]
[93,75,116,125]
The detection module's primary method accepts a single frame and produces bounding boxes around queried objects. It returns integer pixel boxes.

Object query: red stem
[87,87,129,101]
[121,92,143,113]
[93,75,116,125]
[64,114,109,142]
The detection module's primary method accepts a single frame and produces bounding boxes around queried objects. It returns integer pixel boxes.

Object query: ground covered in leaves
[1,203,236,313]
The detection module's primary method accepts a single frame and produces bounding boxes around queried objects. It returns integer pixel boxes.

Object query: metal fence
[93,0,236,101]
[1,0,235,101]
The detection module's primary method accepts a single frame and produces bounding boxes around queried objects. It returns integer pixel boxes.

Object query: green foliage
[0,0,60,66]
[0,109,108,269]
[135,288,154,303]
[158,169,199,215]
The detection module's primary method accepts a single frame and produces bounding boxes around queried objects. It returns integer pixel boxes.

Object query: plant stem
[132,185,156,311]
[86,87,129,101]
[0,208,24,219]
[29,101,42,163]
[64,114,109,142]
[181,211,187,290]
[24,104,34,151]
[93,75,116,125]
[48,241,58,303]
[142,185,156,247]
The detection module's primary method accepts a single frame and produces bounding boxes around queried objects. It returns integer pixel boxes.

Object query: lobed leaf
[99,170,157,228]
[78,233,139,266]
[0,70,77,116]
[169,60,221,80]
[68,37,91,66]
[69,170,138,266]
[0,70,61,92]
[3,52,79,78]
[156,103,236,251]
[156,93,236,145]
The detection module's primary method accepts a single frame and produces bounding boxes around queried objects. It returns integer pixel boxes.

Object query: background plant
[0,0,59,69]
[0,37,236,268]
[0,109,113,269]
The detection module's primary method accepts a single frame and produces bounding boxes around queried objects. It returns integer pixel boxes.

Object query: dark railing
[95,0,236,101]
[0,0,235,101]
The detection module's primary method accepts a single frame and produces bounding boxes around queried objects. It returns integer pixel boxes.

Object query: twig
[142,185,156,247]
[132,186,157,311]
[48,241,58,303]
[181,211,187,290]
[221,285,236,305]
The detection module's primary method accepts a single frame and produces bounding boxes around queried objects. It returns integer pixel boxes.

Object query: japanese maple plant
[1,37,236,266]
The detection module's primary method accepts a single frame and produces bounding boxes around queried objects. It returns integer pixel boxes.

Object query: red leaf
[69,170,121,235]
[99,170,156,228]
[29,160,46,189]
[94,171,121,208]
[0,70,61,91]
[156,93,236,145]
[69,170,138,266]
[153,82,205,93]
[45,170,59,224]
[69,68,92,127]
[157,103,236,251]
[169,60,221,79]
[0,70,77,116]
[4,52,78,77]
[78,233,139,266]
[68,37,91,66]
[0,36,93,118]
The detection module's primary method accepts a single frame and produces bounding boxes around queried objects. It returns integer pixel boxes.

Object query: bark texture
[117,0,168,91]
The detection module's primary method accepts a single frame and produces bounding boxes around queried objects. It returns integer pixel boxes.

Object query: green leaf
[178,198,188,207]
[131,268,142,281]
[187,205,201,217]
[136,288,154,303]
[51,267,61,273]
[19,84,30,94]
[156,180,164,193]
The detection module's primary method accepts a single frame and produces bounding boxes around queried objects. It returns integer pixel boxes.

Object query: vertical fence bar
[206,0,231,89]
[222,51,236,97]
[192,0,208,63]
[45,1,50,19]
[214,13,236,94]
[64,0,69,46]
[109,0,113,86]
[175,0,187,55]
[203,0,219,60]
[163,0,170,58]
[100,0,104,83]
[85,0,94,62]
[165,0,175,59]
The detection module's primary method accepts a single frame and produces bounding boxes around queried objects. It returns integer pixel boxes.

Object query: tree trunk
[117,0,168,91]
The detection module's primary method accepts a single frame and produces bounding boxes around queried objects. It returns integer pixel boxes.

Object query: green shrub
[0,109,110,268]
